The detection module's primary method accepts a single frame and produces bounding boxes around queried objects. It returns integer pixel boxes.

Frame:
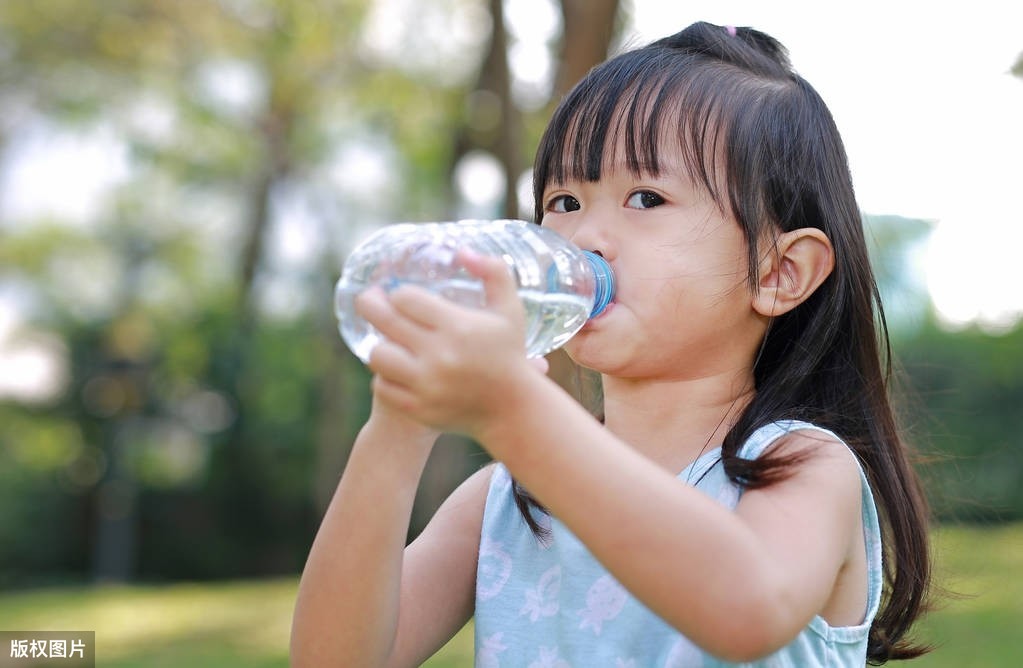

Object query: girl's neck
[601,370,755,473]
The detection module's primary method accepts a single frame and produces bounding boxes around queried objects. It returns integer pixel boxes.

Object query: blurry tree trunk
[219,78,300,540]
[92,418,140,582]
[448,0,522,219]
[447,0,621,217]
[239,108,295,323]
[552,0,621,99]
[90,239,153,582]
[487,0,521,219]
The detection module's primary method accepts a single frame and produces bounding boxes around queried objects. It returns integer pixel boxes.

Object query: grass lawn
[0,578,297,667]
[913,523,1023,667]
[0,524,1019,666]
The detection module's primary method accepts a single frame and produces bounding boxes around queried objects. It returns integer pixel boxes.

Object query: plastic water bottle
[334,219,615,363]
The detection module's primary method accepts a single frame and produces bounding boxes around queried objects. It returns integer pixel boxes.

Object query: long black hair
[522,21,931,663]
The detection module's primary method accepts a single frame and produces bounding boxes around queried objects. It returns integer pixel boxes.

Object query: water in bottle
[334,219,615,362]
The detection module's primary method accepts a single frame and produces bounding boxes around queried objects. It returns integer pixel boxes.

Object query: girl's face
[540,147,769,382]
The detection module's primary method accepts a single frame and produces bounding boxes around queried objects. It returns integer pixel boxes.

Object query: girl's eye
[547,195,581,213]
[626,191,664,209]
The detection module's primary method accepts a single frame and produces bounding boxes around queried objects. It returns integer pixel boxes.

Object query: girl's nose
[569,214,614,261]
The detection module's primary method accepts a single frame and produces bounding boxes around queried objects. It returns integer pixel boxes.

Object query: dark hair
[521,21,931,663]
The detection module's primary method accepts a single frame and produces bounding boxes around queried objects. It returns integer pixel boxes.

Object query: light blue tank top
[474,420,883,667]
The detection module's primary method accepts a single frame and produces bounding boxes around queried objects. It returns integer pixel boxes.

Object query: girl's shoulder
[739,420,848,461]
[740,420,868,492]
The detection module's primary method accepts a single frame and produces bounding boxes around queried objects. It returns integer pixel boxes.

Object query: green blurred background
[1,1,1021,665]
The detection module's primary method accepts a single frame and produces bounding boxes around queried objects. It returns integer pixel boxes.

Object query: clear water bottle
[334,219,615,363]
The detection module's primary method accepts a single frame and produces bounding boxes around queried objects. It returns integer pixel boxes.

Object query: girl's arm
[290,408,491,668]
[476,372,863,662]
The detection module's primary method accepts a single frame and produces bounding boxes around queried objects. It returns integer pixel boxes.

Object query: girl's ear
[753,228,835,317]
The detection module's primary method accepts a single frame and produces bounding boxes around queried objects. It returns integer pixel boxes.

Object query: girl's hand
[355,249,546,438]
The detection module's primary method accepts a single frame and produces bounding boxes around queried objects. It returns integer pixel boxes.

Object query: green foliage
[896,319,1023,522]
[0,406,91,586]
[914,524,1023,666]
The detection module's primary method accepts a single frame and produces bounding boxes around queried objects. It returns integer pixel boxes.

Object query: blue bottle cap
[583,251,615,318]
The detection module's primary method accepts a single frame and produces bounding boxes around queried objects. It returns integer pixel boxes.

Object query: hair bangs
[533,53,738,222]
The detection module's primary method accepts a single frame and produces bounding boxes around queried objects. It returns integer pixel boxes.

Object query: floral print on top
[474,421,884,667]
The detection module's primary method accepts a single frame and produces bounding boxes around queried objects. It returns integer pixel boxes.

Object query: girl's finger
[387,284,461,328]
[355,286,431,350]
[366,338,420,388]
[457,249,520,316]
[370,373,421,414]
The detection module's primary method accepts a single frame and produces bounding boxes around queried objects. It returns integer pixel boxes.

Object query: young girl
[291,21,932,667]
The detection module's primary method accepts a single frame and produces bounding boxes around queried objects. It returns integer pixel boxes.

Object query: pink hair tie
[725,25,737,37]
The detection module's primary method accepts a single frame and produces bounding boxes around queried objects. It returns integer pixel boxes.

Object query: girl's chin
[562,334,608,367]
